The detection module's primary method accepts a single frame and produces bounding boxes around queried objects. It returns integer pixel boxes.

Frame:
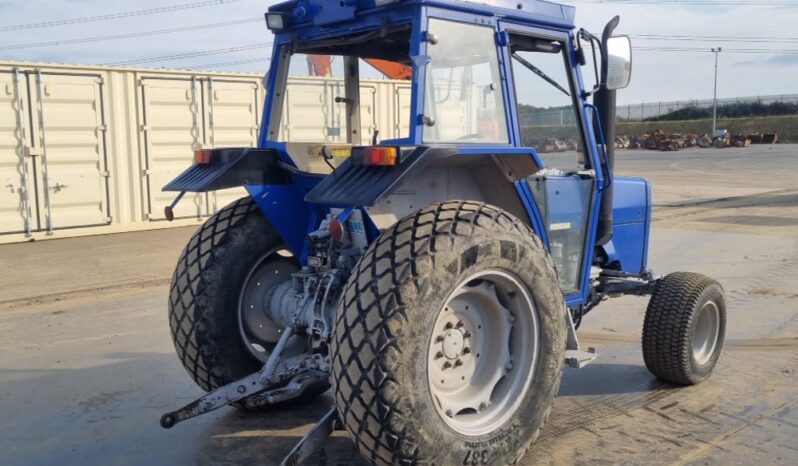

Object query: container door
[394,85,412,139]
[0,70,35,235]
[204,78,258,214]
[359,83,378,143]
[281,78,347,144]
[138,77,205,221]
[29,71,110,231]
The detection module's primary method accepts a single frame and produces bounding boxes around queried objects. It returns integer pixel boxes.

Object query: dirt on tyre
[331,201,567,466]
[168,197,327,404]
[642,272,726,385]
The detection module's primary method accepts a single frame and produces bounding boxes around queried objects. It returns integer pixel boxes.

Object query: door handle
[49,183,68,192]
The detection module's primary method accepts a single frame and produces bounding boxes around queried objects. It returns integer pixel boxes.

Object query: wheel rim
[238,248,297,363]
[692,301,720,366]
[427,270,539,437]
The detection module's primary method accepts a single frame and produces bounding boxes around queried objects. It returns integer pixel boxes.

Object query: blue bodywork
[226,0,650,307]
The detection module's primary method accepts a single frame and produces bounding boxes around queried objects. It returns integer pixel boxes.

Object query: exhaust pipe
[593,16,620,246]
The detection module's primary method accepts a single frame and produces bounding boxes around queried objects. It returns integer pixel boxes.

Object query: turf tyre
[642,272,726,385]
[330,201,567,465]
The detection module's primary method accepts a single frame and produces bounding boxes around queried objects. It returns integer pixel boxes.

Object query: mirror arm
[577,29,601,95]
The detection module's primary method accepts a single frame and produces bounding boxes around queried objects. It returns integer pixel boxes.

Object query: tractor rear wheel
[331,201,566,465]
[168,197,326,405]
[642,272,726,385]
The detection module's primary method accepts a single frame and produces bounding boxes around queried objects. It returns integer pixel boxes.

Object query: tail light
[359,147,397,166]
[194,149,213,165]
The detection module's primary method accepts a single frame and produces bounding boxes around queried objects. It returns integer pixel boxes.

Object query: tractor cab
[258,0,637,303]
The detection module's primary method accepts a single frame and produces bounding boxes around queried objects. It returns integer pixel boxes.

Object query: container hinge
[95,76,105,85]
[25,146,43,157]
[142,169,151,176]
[101,170,111,178]
[97,124,108,134]
[104,216,112,223]
[140,125,150,132]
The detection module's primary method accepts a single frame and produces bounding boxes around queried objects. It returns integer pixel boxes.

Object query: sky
[0,0,796,105]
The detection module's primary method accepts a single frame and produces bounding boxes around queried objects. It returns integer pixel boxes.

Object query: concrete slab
[0,227,195,305]
[0,146,796,465]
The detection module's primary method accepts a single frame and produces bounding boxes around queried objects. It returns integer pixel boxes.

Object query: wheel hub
[427,270,539,436]
[442,329,466,360]
[238,250,298,363]
[692,301,720,366]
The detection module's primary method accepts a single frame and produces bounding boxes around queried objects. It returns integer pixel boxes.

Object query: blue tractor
[160,1,727,464]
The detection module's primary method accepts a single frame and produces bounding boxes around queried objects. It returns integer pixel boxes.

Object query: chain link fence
[617,94,798,121]
[519,93,798,127]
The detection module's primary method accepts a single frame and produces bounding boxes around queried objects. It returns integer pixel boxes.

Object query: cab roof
[268,0,576,31]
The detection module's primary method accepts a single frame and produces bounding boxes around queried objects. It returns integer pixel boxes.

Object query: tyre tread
[168,197,259,391]
[642,272,723,385]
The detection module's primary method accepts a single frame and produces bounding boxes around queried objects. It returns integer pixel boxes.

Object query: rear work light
[360,146,397,166]
[265,12,286,31]
[194,149,213,165]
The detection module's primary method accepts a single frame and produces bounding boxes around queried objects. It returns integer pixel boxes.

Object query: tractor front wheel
[331,201,566,465]
[642,272,726,385]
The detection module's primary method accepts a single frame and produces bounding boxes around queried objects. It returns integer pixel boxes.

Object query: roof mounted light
[265,12,286,31]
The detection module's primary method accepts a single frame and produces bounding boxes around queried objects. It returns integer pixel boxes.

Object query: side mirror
[605,36,632,90]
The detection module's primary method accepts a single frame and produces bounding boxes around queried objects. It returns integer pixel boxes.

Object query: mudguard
[304,145,458,206]
[163,148,291,193]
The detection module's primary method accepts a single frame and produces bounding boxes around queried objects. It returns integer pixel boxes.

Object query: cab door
[504,28,598,295]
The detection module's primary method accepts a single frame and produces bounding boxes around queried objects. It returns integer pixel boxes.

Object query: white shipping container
[0,61,411,244]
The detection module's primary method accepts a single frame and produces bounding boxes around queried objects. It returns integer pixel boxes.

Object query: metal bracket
[564,309,597,369]
[279,407,342,466]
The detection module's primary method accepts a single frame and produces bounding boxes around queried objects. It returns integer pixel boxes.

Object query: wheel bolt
[435,335,444,343]
[454,359,463,368]
[434,351,444,360]
[455,321,464,328]
[445,410,453,418]
[463,331,472,338]
[444,322,453,330]
[462,347,471,355]
[478,402,488,411]
[442,362,452,369]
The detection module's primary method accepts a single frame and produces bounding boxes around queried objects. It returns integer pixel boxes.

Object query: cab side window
[509,34,585,170]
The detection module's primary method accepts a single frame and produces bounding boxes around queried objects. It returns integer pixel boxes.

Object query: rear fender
[163,148,292,193]
[306,146,543,235]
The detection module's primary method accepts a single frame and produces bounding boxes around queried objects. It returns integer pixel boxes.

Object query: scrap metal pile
[614,130,779,151]
[524,131,778,154]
